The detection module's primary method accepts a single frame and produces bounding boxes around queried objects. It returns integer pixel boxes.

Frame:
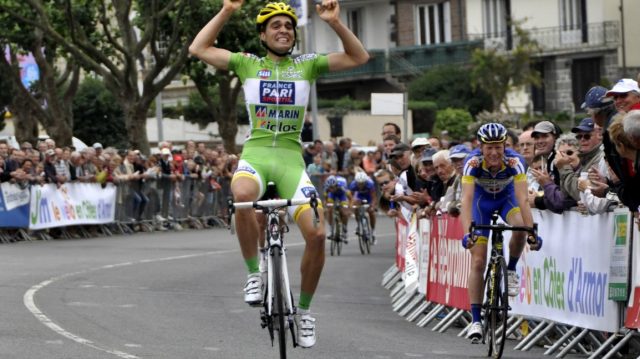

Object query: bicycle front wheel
[329,224,336,256]
[485,257,508,358]
[361,215,372,255]
[272,247,287,359]
[334,217,343,256]
[356,214,365,255]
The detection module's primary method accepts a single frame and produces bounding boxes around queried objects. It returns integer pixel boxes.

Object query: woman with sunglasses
[555,118,608,203]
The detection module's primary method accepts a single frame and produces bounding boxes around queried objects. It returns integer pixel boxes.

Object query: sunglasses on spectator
[560,150,575,156]
[575,134,592,141]
[378,180,390,186]
[612,93,630,100]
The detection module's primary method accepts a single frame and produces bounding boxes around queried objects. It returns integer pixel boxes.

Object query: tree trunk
[10,98,39,146]
[125,104,151,154]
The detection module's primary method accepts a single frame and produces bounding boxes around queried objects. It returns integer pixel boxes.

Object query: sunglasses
[560,150,575,156]
[612,93,629,100]
[379,180,390,186]
[575,134,592,141]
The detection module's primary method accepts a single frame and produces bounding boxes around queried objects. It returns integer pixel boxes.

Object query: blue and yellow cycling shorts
[471,187,521,243]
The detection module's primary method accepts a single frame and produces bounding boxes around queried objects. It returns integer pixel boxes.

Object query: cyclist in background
[348,171,377,244]
[189,0,369,348]
[460,123,542,342]
[324,175,352,243]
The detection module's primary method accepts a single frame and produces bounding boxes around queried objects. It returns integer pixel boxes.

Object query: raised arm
[188,0,243,70]
[316,0,370,72]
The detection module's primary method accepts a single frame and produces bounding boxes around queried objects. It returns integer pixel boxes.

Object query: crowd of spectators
[351,77,640,226]
[2,77,639,235]
[0,139,239,231]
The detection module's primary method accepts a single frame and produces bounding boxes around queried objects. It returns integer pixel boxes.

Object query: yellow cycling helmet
[256,2,298,31]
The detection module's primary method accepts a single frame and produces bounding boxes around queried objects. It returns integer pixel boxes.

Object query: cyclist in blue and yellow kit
[348,172,377,244]
[324,175,352,243]
[189,0,369,348]
[460,123,542,342]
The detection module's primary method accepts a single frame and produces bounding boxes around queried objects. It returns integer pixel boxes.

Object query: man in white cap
[606,78,640,114]
[410,137,429,168]
[92,143,103,157]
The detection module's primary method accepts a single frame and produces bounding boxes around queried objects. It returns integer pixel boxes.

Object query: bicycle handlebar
[470,222,538,234]
[232,197,311,210]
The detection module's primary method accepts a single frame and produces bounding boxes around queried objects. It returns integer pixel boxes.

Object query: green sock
[298,291,313,310]
[245,257,260,274]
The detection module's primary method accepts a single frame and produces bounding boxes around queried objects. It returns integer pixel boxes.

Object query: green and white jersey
[229,52,329,151]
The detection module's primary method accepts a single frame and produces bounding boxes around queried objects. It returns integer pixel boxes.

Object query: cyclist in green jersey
[189,0,369,348]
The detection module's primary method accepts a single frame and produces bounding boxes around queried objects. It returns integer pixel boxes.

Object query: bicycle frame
[470,212,537,358]
[230,195,319,356]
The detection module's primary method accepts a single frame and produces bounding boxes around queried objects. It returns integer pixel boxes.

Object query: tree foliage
[0,0,204,153]
[433,108,474,141]
[408,65,492,115]
[470,21,542,113]
[73,77,128,149]
[0,2,79,145]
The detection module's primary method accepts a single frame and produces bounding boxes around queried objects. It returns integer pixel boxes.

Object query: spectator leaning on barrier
[373,168,396,213]
[68,151,85,182]
[437,144,471,216]
[43,149,59,185]
[530,134,579,213]
[608,116,640,212]
[531,120,561,210]
[430,149,455,205]
[389,142,425,208]
[623,110,640,150]
[557,118,607,202]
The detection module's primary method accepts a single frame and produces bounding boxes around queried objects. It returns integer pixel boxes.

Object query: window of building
[347,8,363,40]
[415,2,451,45]
[483,0,508,38]
[559,0,585,31]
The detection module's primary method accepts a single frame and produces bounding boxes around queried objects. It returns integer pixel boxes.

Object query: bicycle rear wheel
[485,257,508,358]
[272,246,287,359]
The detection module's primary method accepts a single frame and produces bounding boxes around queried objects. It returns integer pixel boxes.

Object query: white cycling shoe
[296,312,317,348]
[466,321,483,343]
[244,273,263,306]
[507,270,519,297]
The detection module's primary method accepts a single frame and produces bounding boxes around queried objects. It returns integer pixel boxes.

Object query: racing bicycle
[229,185,320,359]
[469,212,538,359]
[353,201,372,255]
[325,202,346,256]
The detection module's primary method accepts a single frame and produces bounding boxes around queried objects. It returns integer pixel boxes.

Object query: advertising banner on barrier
[625,216,640,329]
[29,183,116,229]
[395,215,408,272]
[0,182,30,228]
[404,212,419,293]
[418,218,431,296]
[510,210,622,333]
[427,214,471,311]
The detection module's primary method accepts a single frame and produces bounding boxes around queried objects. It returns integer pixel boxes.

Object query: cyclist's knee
[470,255,487,272]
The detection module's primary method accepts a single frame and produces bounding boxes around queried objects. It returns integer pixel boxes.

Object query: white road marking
[24,248,242,359]
[22,240,318,358]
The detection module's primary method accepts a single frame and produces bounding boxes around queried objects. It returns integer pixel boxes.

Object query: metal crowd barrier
[382,209,640,359]
[0,177,232,242]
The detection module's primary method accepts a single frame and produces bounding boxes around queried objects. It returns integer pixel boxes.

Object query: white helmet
[355,172,369,184]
